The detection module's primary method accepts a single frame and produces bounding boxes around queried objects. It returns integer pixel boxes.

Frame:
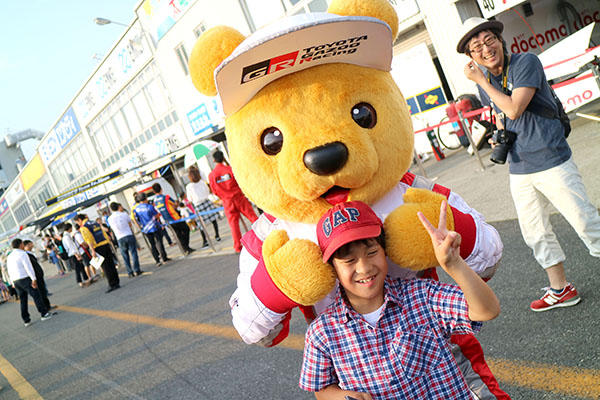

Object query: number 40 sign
[477,0,527,18]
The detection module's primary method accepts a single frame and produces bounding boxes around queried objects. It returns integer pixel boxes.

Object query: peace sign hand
[417,200,462,270]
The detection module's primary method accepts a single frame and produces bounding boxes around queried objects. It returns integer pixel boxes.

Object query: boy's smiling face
[332,239,388,314]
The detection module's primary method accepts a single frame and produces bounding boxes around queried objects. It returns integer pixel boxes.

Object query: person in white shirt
[186,165,221,248]
[108,202,143,277]
[62,223,91,287]
[6,238,52,326]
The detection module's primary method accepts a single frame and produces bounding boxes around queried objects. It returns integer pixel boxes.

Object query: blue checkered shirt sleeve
[299,321,338,392]
[426,280,482,337]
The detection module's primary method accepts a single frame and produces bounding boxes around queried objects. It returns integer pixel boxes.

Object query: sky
[0,0,141,160]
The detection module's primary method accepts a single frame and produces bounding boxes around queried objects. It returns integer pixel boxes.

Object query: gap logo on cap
[322,207,360,238]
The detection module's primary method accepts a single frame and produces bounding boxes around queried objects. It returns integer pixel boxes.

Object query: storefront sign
[20,153,46,191]
[39,107,81,165]
[187,97,224,136]
[496,0,599,56]
[45,170,121,206]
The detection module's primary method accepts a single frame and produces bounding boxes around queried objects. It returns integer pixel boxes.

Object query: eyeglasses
[468,36,498,54]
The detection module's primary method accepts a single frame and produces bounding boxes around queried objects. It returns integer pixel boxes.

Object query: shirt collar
[333,276,404,324]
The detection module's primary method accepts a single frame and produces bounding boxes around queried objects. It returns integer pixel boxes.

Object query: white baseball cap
[215,12,394,116]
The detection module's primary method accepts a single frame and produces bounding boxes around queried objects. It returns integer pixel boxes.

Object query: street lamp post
[94,17,129,28]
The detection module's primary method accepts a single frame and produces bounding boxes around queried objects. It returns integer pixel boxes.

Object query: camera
[490,129,517,164]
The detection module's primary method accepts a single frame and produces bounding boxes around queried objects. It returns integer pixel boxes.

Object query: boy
[300,201,500,399]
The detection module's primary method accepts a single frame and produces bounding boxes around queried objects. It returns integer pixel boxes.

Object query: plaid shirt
[300,277,481,399]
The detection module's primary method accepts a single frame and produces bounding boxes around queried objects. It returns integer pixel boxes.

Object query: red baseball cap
[317,201,383,262]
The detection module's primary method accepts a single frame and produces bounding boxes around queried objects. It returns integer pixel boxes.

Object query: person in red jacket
[209,150,258,252]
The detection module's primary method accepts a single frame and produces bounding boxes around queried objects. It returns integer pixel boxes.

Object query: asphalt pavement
[0,118,598,399]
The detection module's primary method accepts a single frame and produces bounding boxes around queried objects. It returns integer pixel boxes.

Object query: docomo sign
[477,0,527,18]
[39,107,81,165]
[510,13,600,54]
[553,72,600,113]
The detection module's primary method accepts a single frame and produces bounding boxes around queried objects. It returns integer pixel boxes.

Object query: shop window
[158,120,165,131]
[145,80,169,117]
[172,110,178,122]
[114,111,132,142]
[132,91,154,128]
[165,114,173,127]
[175,43,189,75]
[151,126,159,136]
[123,102,142,135]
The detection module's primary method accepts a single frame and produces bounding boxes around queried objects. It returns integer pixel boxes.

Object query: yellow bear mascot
[189,1,507,398]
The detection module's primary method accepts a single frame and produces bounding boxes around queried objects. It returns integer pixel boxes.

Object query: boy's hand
[417,200,461,270]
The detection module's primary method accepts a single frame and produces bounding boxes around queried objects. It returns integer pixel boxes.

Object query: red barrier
[413,106,491,134]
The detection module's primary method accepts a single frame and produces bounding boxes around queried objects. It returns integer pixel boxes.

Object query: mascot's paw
[384,188,454,270]
[263,230,336,306]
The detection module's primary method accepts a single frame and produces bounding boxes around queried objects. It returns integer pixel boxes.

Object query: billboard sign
[187,97,224,136]
[138,0,194,44]
[39,107,81,165]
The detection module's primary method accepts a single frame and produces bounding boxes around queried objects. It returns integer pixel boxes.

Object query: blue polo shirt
[478,52,571,174]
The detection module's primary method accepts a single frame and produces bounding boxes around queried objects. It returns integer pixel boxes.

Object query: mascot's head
[189,0,413,223]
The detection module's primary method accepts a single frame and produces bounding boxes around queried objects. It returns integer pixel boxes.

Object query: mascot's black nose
[303,142,348,176]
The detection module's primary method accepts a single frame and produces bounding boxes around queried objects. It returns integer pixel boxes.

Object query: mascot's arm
[447,190,503,280]
[386,188,502,279]
[229,249,291,344]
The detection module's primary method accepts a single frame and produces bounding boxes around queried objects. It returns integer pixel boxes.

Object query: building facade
[1,0,598,243]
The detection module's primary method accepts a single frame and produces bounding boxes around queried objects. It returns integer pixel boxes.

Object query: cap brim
[456,20,504,53]
[322,224,382,262]
[216,13,393,116]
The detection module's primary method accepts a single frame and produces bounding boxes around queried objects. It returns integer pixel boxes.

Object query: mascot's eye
[260,127,284,155]
[351,102,377,129]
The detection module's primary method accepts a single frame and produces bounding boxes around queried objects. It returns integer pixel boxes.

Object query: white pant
[509,157,600,269]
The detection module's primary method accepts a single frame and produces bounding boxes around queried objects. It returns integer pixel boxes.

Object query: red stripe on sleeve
[450,206,476,259]
[400,172,415,186]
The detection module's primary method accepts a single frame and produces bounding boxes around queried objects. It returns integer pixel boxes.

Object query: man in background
[108,202,143,277]
[6,238,52,326]
[209,150,258,253]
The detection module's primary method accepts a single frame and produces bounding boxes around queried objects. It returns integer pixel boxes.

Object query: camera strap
[487,54,511,130]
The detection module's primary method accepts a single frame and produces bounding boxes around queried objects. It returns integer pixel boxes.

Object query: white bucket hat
[456,17,504,54]
[215,12,394,116]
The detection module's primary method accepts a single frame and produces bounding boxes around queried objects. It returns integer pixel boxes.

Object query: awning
[28,178,141,231]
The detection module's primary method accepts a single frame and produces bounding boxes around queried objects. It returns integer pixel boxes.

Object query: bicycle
[435,116,462,150]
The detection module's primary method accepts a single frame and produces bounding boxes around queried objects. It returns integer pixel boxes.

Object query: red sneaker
[530,283,581,312]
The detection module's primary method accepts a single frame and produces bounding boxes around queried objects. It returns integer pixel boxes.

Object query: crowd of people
[0,149,260,326]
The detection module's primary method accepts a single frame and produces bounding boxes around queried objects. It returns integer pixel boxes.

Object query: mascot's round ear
[189,26,246,96]
[328,0,399,40]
